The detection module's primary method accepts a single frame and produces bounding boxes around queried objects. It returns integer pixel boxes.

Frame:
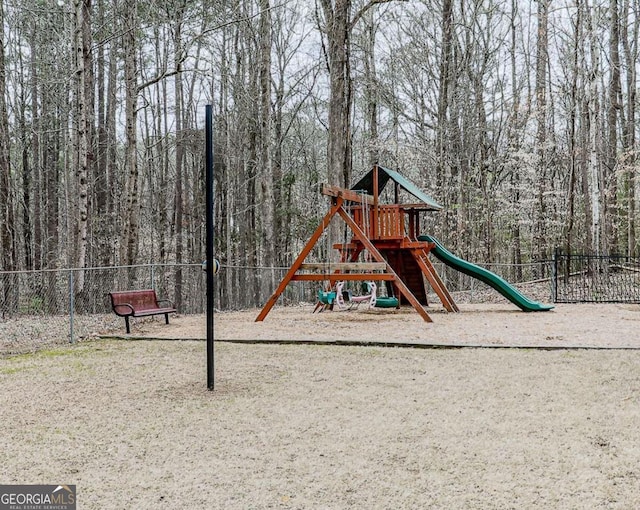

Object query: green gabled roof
[350,165,442,210]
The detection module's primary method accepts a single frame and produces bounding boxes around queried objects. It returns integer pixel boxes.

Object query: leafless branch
[349,0,407,31]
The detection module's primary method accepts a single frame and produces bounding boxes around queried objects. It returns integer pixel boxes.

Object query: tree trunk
[95,0,112,266]
[362,12,378,166]
[259,0,275,276]
[43,101,60,309]
[121,0,140,267]
[585,0,601,254]
[605,0,621,253]
[16,48,32,270]
[320,0,352,189]
[436,0,455,247]
[173,2,186,310]
[534,0,549,262]
[105,16,118,264]
[320,0,352,261]
[73,0,93,293]
[509,0,522,278]
[565,0,581,256]
[29,29,43,270]
[0,0,17,314]
[621,0,637,256]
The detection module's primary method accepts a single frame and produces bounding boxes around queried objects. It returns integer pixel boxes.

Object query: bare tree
[318,0,402,259]
[605,0,621,253]
[507,0,524,276]
[584,0,602,254]
[172,0,187,310]
[435,0,455,243]
[319,0,352,189]
[94,0,116,266]
[0,0,17,313]
[72,0,94,293]
[2,0,640,307]
[620,0,638,255]
[259,0,275,275]
[121,0,141,266]
[533,0,549,260]
[563,0,581,255]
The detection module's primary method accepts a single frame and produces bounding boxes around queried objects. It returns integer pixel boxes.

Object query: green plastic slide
[418,235,554,312]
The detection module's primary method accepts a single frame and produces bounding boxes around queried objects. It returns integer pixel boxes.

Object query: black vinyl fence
[552,251,640,303]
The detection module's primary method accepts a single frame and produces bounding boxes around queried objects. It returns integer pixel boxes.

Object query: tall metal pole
[205,105,215,390]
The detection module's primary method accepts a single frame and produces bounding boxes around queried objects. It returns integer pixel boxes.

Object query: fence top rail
[553,253,640,260]
[0,262,207,276]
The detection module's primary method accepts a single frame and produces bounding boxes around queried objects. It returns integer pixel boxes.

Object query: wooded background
[0,0,638,293]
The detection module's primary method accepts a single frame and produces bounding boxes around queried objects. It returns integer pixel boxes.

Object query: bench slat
[132,308,176,317]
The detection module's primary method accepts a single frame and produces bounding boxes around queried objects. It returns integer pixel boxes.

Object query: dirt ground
[1,303,640,509]
[139,302,640,349]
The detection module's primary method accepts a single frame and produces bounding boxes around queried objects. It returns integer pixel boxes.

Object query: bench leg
[165,313,169,325]
[125,316,131,334]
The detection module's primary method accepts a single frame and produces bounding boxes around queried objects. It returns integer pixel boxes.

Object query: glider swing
[335,281,377,310]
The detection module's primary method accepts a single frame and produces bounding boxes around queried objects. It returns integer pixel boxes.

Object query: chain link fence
[0,264,206,317]
[0,264,208,345]
[0,261,556,317]
[0,260,554,348]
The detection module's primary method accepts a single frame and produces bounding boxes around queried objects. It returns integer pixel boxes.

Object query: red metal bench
[109,289,176,334]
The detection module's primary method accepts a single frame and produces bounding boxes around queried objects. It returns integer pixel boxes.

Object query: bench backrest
[110,289,159,314]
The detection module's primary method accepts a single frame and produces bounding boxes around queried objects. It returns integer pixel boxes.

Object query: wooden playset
[256,165,459,323]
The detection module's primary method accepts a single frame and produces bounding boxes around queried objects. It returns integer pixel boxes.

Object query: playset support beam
[411,248,459,312]
[321,184,374,205]
[255,198,345,322]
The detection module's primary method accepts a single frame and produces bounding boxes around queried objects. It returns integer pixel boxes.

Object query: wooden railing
[350,205,405,240]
